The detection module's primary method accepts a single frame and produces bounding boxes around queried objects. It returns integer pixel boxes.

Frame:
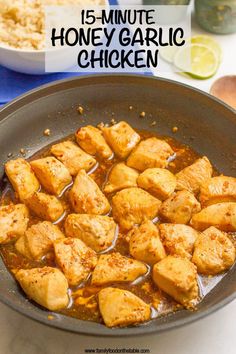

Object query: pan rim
[0,288,235,337]
[0,73,235,337]
[1,73,236,117]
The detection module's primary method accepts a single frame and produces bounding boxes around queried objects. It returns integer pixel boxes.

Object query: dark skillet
[0,75,235,337]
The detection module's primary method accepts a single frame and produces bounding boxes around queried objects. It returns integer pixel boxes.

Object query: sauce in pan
[0,129,235,325]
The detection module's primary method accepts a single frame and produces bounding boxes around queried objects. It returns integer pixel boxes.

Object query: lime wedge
[191,35,222,62]
[174,43,220,79]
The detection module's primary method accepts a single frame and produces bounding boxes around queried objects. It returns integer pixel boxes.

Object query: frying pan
[0,74,235,337]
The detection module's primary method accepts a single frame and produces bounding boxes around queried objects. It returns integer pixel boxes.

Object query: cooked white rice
[0,0,105,50]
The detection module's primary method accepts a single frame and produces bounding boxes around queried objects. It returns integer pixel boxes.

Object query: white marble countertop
[1,1,236,353]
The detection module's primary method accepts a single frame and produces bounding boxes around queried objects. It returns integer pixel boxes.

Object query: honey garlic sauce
[0,129,225,324]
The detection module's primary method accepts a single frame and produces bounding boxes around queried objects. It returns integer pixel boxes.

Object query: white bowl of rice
[0,0,107,75]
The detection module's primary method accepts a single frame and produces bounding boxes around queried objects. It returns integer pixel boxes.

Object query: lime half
[191,35,222,62]
[160,45,180,63]
[174,43,220,79]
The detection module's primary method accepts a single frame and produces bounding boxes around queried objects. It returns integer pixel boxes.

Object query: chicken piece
[15,234,32,259]
[127,138,174,171]
[54,238,97,286]
[15,222,64,260]
[30,157,72,196]
[91,252,147,285]
[137,168,176,200]
[0,204,29,244]
[75,125,113,160]
[128,221,166,265]
[102,121,140,159]
[25,192,64,222]
[152,256,199,308]
[104,163,139,194]
[176,156,213,194]
[192,227,235,275]
[5,158,40,202]
[15,267,69,311]
[199,176,236,206]
[112,187,161,230]
[159,190,201,224]
[159,224,198,260]
[51,141,96,176]
[99,287,151,327]
[65,214,117,252]
[69,170,110,215]
[191,202,236,232]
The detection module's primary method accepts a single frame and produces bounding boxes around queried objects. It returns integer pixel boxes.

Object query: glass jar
[142,0,191,24]
[195,0,236,34]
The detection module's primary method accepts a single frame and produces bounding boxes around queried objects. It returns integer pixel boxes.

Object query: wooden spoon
[210,75,236,110]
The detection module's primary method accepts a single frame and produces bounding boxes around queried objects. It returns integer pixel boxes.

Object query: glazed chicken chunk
[159,224,199,260]
[159,190,201,224]
[65,214,117,252]
[153,256,199,308]
[25,192,64,222]
[137,168,176,200]
[102,121,140,159]
[91,252,147,286]
[0,204,29,244]
[199,176,236,206]
[176,156,213,194]
[112,187,161,230]
[128,221,166,265]
[54,238,97,286]
[5,158,40,202]
[31,157,72,196]
[98,287,151,328]
[15,222,64,260]
[192,227,235,275]
[127,138,174,171]
[15,267,69,311]
[51,141,96,176]
[103,163,139,194]
[76,125,113,160]
[191,202,236,232]
[70,170,110,215]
